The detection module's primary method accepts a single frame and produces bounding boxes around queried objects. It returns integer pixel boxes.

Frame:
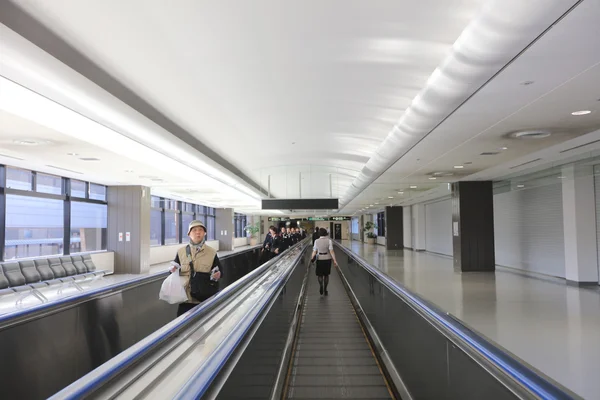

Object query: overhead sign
[262,198,339,210]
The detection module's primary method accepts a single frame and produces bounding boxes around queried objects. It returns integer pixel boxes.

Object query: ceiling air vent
[79,157,101,161]
[509,158,542,169]
[0,153,24,161]
[480,152,500,156]
[46,165,83,174]
[559,139,600,153]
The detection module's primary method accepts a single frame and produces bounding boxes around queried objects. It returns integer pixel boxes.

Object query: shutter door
[425,199,453,256]
[595,165,600,282]
[403,207,412,248]
[494,183,564,277]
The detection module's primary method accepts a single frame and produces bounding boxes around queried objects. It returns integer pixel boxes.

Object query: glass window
[36,173,62,195]
[377,212,385,237]
[164,199,178,210]
[6,167,33,191]
[183,203,194,212]
[71,180,86,198]
[206,215,215,241]
[89,183,106,201]
[71,202,107,253]
[4,194,64,260]
[164,211,179,245]
[150,209,162,246]
[151,196,162,208]
[182,213,194,239]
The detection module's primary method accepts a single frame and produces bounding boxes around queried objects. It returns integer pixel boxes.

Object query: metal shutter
[403,206,412,248]
[425,199,453,256]
[595,165,600,279]
[494,183,564,277]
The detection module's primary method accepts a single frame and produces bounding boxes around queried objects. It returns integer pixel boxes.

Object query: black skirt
[315,259,332,276]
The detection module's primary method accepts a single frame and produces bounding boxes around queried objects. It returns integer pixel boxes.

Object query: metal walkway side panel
[286,267,392,399]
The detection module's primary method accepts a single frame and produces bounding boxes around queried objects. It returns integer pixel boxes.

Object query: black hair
[319,228,328,237]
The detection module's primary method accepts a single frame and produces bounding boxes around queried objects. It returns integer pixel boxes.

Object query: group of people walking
[260,225,306,262]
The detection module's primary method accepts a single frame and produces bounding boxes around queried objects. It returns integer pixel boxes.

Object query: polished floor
[340,240,600,400]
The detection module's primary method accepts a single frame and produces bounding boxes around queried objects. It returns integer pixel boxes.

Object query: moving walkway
[51,241,579,400]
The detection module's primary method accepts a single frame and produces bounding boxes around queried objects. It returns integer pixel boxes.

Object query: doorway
[334,223,342,240]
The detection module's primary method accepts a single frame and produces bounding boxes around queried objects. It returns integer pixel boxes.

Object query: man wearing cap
[171,220,222,316]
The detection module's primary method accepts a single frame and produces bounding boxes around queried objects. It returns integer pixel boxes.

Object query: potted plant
[363,221,378,245]
[244,222,261,246]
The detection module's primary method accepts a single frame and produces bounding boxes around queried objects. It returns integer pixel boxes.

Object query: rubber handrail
[49,240,307,400]
[0,245,262,326]
[334,243,577,400]
[172,245,307,399]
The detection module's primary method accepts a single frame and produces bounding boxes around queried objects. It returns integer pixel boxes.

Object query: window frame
[377,211,386,237]
[0,165,108,261]
[150,199,217,245]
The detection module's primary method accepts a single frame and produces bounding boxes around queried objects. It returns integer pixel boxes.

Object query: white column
[412,204,426,251]
[562,165,599,283]
[403,206,412,249]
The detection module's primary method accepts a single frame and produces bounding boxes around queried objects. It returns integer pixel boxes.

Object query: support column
[359,215,364,242]
[107,185,151,274]
[412,204,426,251]
[562,165,599,285]
[452,181,495,272]
[216,208,234,251]
[385,206,403,250]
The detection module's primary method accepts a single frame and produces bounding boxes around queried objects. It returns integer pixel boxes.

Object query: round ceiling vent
[509,130,552,139]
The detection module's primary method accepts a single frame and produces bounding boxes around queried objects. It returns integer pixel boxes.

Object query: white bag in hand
[159,272,188,304]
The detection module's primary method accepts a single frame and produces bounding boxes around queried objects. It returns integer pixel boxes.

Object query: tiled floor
[340,240,600,400]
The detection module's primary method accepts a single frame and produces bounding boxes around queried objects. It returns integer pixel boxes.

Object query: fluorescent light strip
[0,77,259,207]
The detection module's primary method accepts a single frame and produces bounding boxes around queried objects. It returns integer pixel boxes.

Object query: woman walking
[311,228,339,296]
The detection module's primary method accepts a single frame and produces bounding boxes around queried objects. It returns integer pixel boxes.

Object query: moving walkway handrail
[51,240,307,400]
[334,242,577,400]
[0,245,261,328]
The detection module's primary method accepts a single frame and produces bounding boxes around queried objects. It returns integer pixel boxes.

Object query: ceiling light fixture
[13,139,50,146]
[517,184,525,188]
[571,110,591,116]
[501,147,508,150]
[429,177,437,180]
[409,185,417,189]
[454,165,464,169]
[510,130,551,139]
[67,152,79,156]
[398,191,404,194]
[388,196,394,199]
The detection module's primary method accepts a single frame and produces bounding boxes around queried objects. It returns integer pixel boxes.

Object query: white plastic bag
[159,273,188,304]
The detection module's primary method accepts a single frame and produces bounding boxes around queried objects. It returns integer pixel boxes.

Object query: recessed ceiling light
[13,139,51,146]
[370,204,374,206]
[571,110,591,116]
[398,191,404,195]
[388,196,394,199]
[429,177,437,180]
[409,185,417,189]
[501,147,508,150]
[67,152,79,156]
[454,165,464,169]
[510,130,551,139]
[79,157,101,161]
[374,202,379,205]
[517,184,525,188]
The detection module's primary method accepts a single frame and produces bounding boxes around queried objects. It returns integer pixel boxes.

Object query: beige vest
[176,243,218,303]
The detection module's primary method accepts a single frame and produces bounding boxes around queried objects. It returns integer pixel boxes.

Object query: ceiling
[1,0,599,216]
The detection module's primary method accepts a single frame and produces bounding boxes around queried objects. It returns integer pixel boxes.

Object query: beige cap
[187,220,207,235]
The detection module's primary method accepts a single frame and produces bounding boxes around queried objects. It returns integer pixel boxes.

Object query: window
[71,202,107,252]
[89,183,106,201]
[1,166,109,261]
[36,173,62,195]
[4,194,64,259]
[151,196,161,208]
[6,168,32,191]
[377,212,385,237]
[234,213,247,238]
[71,180,86,198]
[182,212,194,238]
[150,209,162,246]
[164,210,179,245]
[206,207,216,240]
